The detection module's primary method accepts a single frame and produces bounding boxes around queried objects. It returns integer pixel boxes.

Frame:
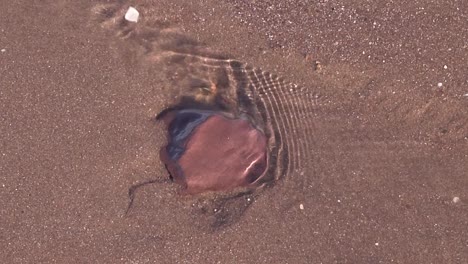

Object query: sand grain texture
[1,0,468,263]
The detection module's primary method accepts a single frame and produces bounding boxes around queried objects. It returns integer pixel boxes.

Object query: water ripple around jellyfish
[91,2,322,230]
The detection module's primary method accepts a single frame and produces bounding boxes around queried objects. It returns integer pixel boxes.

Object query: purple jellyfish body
[159,109,269,194]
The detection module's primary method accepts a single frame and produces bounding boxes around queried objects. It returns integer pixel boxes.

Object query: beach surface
[1,0,467,263]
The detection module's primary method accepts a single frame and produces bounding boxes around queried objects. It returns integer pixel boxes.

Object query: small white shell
[124,7,139,23]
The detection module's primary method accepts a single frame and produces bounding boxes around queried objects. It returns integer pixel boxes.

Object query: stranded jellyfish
[158,108,269,194]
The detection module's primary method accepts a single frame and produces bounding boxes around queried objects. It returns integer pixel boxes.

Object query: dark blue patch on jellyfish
[166,110,213,161]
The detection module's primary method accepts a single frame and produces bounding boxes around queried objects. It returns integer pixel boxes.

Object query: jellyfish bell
[158,108,269,195]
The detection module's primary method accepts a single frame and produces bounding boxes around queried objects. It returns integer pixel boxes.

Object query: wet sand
[1,0,467,263]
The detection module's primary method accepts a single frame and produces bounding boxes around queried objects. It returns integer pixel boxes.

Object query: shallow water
[91,0,326,227]
[2,0,468,263]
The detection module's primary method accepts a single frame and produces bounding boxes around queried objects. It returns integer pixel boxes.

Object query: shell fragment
[125,7,139,23]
